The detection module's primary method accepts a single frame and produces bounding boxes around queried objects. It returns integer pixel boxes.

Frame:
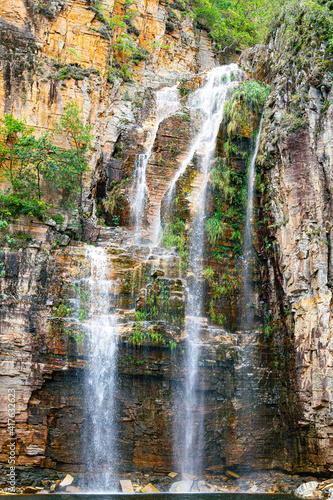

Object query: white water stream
[165,65,241,208]
[242,116,264,328]
[83,246,119,492]
[131,86,180,242]
[167,64,243,476]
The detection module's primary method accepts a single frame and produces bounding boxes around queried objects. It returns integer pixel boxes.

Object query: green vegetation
[89,0,150,83]
[206,80,270,253]
[206,159,246,253]
[204,79,270,329]
[224,81,270,137]
[177,0,333,55]
[272,0,333,52]
[193,0,283,52]
[0,104,92,230]
[161,218,188,272]
[54,303,70,318]
[0,115,53,201]
[98,179,128,226]
[134,279,185,330]
[52,102,92,215]
[169,339,178,350]
[129,324,165,346]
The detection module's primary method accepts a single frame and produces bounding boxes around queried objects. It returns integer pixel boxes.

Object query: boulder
[226,470,240,480]
[49,481,60,492]
[168,472,178,478]
[198,480,216,492]
[169,480,193,492]
[58,474,74,489]
[295,482,321,499]
[23,486,41,494]
[120,480,134,493]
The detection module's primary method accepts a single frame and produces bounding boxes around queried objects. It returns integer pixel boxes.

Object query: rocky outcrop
[0,0,215,198]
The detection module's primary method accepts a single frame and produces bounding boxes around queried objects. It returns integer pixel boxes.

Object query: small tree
[53,102,92,215]
[0,107,92,228]
[0,114,36,196]
[0,115,54,200]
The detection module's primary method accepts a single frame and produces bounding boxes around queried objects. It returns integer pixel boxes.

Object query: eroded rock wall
[0,0,216,474]
[0,224,290,475]
[3,0,333,480]
[241,25,333,473]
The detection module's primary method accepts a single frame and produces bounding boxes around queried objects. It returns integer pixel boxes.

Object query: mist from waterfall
[82,246,119,492]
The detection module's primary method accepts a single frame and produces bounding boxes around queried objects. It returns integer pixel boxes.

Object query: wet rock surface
[0,221,303,475]
[1,0,333,486]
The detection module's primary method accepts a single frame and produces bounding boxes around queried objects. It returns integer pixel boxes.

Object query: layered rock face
[0,225,287,475]
[2,0,333,483]
[0,0,220,479]
[0,0,213,173]
[241,24,333,472]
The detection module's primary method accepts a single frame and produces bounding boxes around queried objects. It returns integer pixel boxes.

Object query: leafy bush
[0,193,48,219]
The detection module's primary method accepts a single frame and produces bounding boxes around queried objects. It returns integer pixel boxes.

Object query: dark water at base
[9,495,297,500]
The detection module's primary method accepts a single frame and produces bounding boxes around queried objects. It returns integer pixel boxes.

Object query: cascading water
[165,65,241,209]
[131,86,180,242]
[166,64,243,477]
[82,246,119,492]
[242,116,264,328]
[76,65,254,489]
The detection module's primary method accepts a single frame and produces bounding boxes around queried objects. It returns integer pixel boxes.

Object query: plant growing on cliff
[0,115,55,201]
[161,218,188,271]
[224,81,270,137]
[51,102,92,217]
[0,108,92,225]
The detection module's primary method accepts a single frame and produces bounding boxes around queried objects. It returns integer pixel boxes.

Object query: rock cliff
[240,9,333,473]
[1,0,333,485]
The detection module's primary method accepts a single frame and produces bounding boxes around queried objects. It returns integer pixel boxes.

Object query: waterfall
[78,65,250,488]
[131,86,180,242]
[165,65,241,208]
[166,64,243,477]
[242,116,264,328]
[82,246,119,492]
